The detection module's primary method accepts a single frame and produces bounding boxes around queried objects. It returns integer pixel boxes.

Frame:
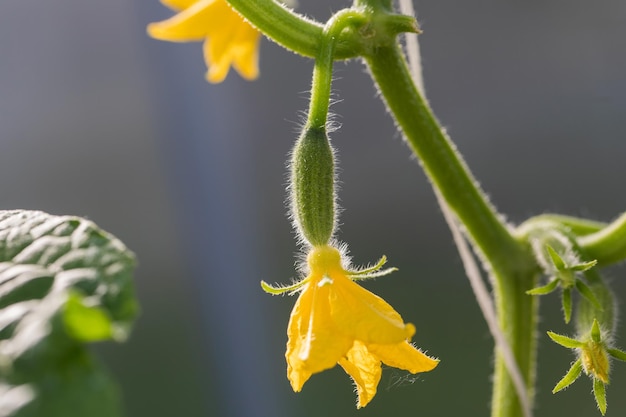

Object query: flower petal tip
[408,350,440,373]
[287,368,311,393]
[405,322,416,339]
[146,23,166,40]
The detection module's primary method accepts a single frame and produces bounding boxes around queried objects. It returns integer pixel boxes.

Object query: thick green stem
[364,45,522,271]
[518,214,606,237]
[578,212,626,266]
[491,269,539,417]
[354,0,393,11]
[519,212,626,267]
[226,0,363,59]
[365,44,538,417]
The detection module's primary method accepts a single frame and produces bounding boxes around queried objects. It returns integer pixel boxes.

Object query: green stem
[578,212,626,266]
[519,212,626,267]
[354,0,392,11]
[491,268,538,417]
[307,11,366,128]
[365,44,538,417]
[226,0,363,59]
[364,45,522,270]
[518,214,606,237]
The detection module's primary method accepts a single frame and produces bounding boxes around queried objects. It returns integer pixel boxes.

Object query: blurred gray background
[1,0,626,416]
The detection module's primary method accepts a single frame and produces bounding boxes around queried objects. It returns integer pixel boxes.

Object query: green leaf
[552,359,582,393]
[547,331,584,349]
[0,210,138,417]
[63,292,113,342]
[593,378,607,415]
[1,353,122,417]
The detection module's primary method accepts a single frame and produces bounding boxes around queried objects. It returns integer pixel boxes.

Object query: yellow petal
[368,341,439,374]
[203,5,239,61]
[149,0,261,83]
[338,341,382,408]
[160,0,205,11]
[286,281,352,392]
[148,0,222,41]
[202,5,239,81]
[286,283,313,391]
[200,1,260,82]
[230,24,261,80]
[203,39,231,83]
[329,273,414,344]
[204,27,259,82]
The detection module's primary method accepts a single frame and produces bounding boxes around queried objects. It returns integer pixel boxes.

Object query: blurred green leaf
[0,210,138,417]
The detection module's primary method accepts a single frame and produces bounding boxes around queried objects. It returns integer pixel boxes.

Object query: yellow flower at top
[148,0,260,83]
[263,244,439,408]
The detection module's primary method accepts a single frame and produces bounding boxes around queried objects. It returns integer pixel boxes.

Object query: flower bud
[290,126,336,246]
[581,337,610,384]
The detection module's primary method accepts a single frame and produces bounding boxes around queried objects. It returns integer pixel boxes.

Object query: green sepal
[348,255,398,281]
[607,348,626,362]
[552,358,582,393]
[562,288,572,324]
[546,245,567,271]
[571,259,598,272]
[349,267,398,281]
[349,255,388,276]
[591,319,603,344]
[526,278,559,295]
[593,378,607,415]
[290,126,336,247]
[575,279,603,311]
[547,331,584,349]
[260,279,307,295]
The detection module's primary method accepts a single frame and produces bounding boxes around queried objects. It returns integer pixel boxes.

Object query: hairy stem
[397,2,532,415]
[578,212,626,266]
[307,10,366,128]
[226,0,364,59]
[364,43,538,417]
[364,45,522,270]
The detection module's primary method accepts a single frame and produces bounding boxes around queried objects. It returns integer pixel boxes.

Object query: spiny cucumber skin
[291,126,336,247]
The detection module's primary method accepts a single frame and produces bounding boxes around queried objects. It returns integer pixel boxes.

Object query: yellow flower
[263,245,439,408]
[147,0,260,83]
